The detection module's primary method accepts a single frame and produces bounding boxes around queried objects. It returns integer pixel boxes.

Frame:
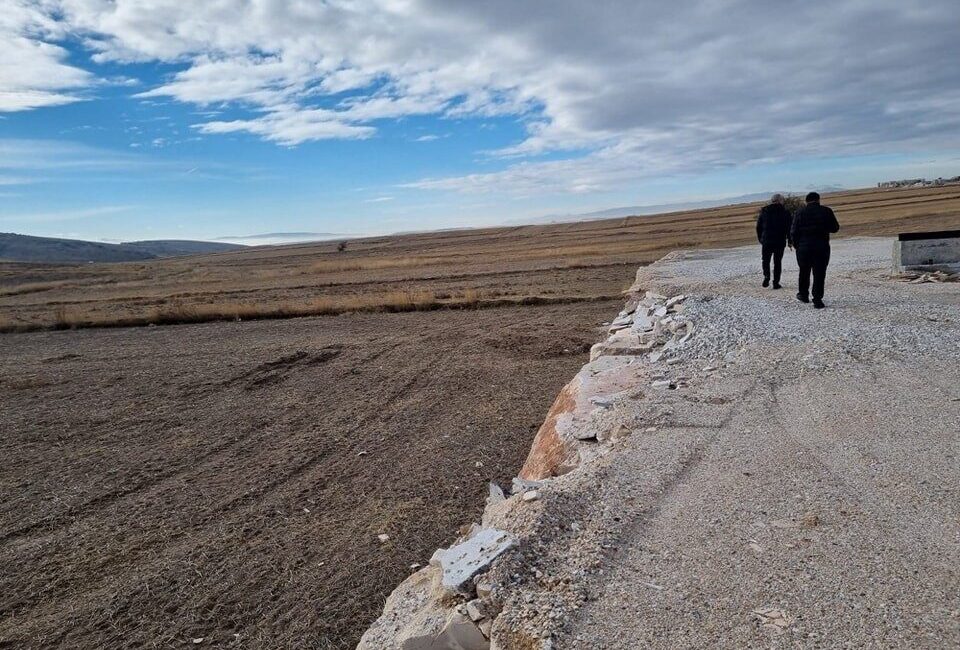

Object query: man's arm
[826,207,840,233]
[756,210,764,243]
[786,209,794,248]
[790,209,800,244]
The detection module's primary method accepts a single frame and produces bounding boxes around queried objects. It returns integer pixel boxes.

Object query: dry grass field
[1,185,959,649]
[3,184,959,333]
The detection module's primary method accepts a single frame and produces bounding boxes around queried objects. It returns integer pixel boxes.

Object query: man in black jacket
[790,192,840,309]
[756,193,792,289]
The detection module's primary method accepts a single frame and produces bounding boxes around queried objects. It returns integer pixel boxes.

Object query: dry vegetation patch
[3,184,958,333]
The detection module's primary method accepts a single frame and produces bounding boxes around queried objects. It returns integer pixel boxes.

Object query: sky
[2,1,960,243]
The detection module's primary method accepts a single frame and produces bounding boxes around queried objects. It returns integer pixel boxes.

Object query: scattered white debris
[378,534,390,543]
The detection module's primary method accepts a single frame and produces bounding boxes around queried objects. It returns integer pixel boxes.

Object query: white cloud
[0,204,136,223]
[0,2,92,111]
[5,1,960,193]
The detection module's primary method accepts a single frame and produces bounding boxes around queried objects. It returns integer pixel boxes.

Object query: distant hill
[122,240,245,257]
[0,233,245,264]
[215,232,346,245]
[510,187,848,225]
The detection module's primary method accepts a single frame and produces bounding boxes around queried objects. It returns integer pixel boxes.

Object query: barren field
[0,303,615,649]
[3,184,959,331]
[1,184,959,649]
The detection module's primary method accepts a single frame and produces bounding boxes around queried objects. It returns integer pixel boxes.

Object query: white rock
[632,314,654,332]
[378,534,390,543]
[522,490,540,502]
[401,611,489,650]
[465,599,488,622]
[589,396,614,408]
[487,482,505,506]
[666,294,686,307]
[511,477,543,494]
[430,528,517,595]
[651,380,672,389]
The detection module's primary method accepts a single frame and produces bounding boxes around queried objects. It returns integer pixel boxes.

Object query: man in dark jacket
[790,192,840,309]
[756,193,792,289]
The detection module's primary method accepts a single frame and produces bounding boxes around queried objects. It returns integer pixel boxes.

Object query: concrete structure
[894,230,960,272]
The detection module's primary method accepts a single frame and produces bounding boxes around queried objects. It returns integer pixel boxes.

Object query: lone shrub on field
[783,194,805,215]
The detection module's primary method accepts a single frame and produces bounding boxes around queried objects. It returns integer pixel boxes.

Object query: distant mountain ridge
[215,232,347,245]
[511,187,847,225]
[0,233,244,264]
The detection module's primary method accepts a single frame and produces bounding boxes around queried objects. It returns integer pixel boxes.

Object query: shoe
[762,277,770,288]
[813,299,825,309]
[796,293,809,303]
[773,282,782,290]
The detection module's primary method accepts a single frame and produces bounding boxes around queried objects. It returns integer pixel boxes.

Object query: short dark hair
[805,191,820,203]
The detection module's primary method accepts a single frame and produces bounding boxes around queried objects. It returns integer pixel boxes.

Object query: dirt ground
[0,300,619,649]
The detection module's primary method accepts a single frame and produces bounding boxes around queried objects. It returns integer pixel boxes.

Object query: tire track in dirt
[2,303,618,648]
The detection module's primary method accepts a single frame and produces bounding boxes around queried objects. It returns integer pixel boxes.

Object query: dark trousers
[761,243,785,283]
[796,245,830,301]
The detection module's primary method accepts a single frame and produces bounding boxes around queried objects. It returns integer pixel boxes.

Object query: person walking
[756,193,792,289]
[790,192,840,309]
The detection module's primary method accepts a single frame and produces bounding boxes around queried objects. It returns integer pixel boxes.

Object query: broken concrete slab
[400,610,489,650]
[430,529,517,596]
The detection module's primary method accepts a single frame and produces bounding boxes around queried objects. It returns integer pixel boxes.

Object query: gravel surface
[466,238,958,649]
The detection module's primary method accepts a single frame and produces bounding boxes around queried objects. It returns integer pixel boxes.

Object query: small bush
[783,194,805,215]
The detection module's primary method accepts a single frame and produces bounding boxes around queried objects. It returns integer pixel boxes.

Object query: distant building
[878,176,960,189]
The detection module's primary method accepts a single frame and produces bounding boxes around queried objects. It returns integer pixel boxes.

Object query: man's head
[771,193,784,205]
[805,191,820,203]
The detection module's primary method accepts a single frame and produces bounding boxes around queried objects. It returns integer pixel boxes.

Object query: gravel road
[457,238,959,649]
[561,238,959,648]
